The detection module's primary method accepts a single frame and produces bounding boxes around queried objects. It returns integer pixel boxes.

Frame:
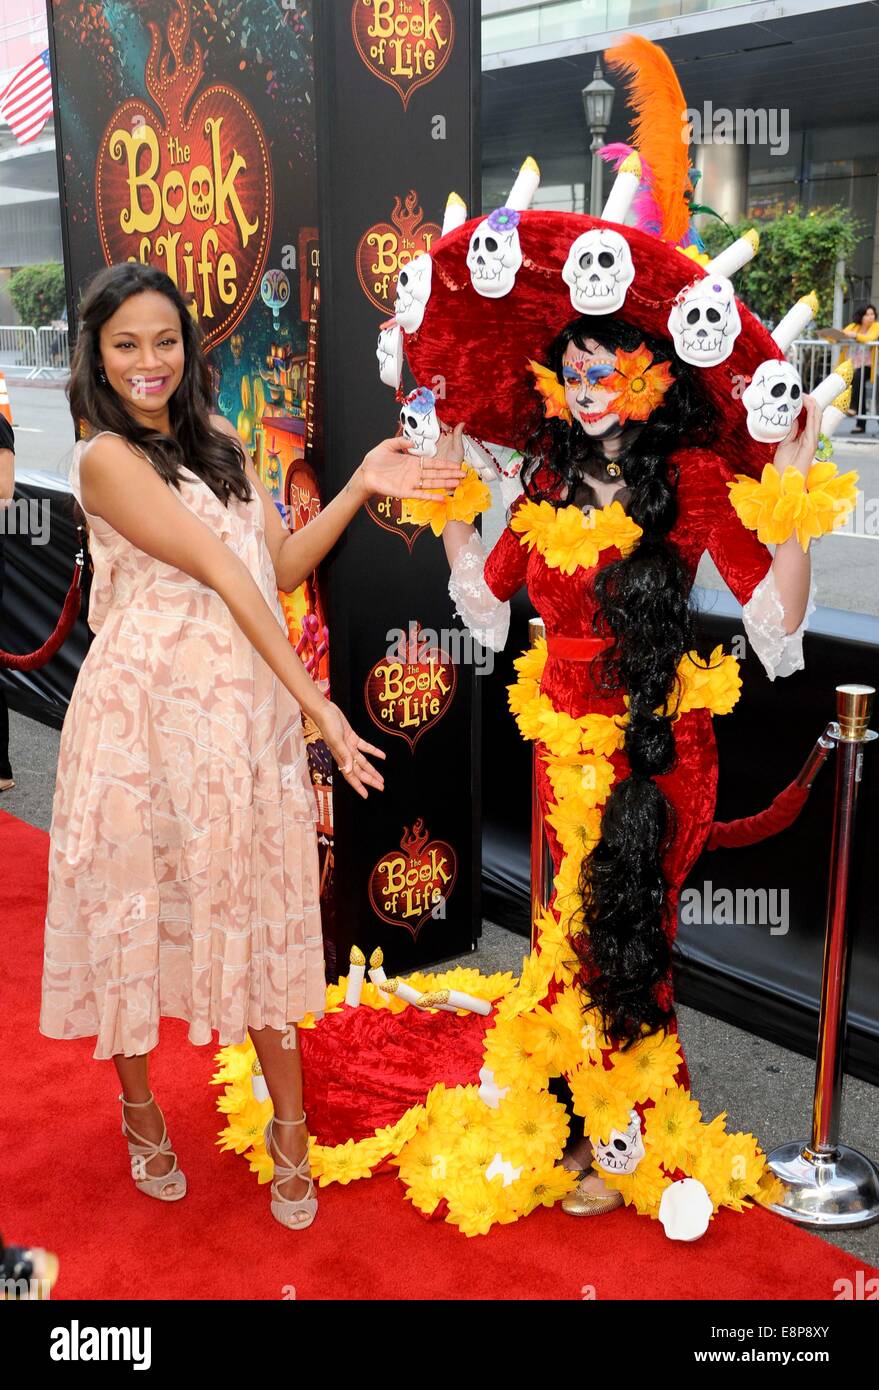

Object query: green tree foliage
[8,263,67,328]
[699,208,860,328]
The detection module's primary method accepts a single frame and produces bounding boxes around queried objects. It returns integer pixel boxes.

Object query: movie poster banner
[46,0,337,948]
[314,1,481,972]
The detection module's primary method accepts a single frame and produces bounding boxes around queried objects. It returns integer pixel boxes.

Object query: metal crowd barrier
[793,335,879,425]
[0,324,69,380]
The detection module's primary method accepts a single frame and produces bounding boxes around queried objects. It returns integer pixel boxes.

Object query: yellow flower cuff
[727,461,858,551]
[400,467,492,536]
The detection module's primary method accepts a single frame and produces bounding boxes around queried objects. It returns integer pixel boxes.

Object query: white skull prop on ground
[668,274,741,366]
[592,1108,645,1176]
[466,207,523,299]
[394,254,433,334]
[376,323,403,389]
[742,359,804,442]
[562,228,635,314]
[400,387,440,458]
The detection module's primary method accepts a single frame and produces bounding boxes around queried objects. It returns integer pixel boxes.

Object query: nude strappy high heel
[119,1091,187,1201]
[263,1113,318,1230]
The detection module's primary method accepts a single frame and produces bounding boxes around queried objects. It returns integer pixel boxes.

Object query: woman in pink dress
[39,261,464,1229]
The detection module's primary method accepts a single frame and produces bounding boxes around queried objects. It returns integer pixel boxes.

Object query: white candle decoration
[379,976,425,1007]
[251,1058,270,1103]
[705,229,759,280]
[771,291,818,351]
[507,156,540,212]
[810,369,849,412]
[601,151,642,225]
[367,946,387,987]
[417,987,491,1016]
[442,191,467,236]
[345,945,366,1008]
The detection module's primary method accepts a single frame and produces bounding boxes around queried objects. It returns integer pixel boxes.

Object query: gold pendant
[606,461,622,478]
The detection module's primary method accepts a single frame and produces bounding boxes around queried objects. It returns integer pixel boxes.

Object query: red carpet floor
[3,806,877,1301]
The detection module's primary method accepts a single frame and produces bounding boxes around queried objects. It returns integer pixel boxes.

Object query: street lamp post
[583,57,615,217]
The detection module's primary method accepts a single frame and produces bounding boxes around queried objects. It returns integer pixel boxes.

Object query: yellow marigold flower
[550,985,608,1063]
[569,1063,636,1141]
[507,674,540,717]
[542,505,605,573]
[505,1160,581,1216]
[483,1016,547,1089]
[553,849,585,911]
[753,1166,787,1209]
[217,1097,273,1155]
[211,1042,255,1087]
[492,1087,571,1167]
[673,647,741,717]
[643,1089,703,1170]
[599,1150,669,1216]
[510,498,560,553]
[495,949,554,1022]
[533,698,587,757]
[609,1031,684,1104]
[507,688,546,742]
[518,1002,583,1077]
[359,980,407,1012]
[444,1172,511,1236]
[546,794,603,859]
[514,637,548,683]
[679,244,711,267]
[533,906,579,985]
[697,1130,767,1212]
[544,750,617,808]
[394,1125,452,1188]
[217,1081,252,1115]
[246,1145,275,1185]
[728,461,858,550]
[579,711,627,756]
[372,1104,425,1157]
[401,467,492,536]
[312,1137,379,1186]
[593,499,643,555]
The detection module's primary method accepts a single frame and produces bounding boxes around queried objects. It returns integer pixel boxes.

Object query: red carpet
[3,805,877,1301]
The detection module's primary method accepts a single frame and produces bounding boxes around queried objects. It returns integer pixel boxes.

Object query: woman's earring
[98,367,107,383]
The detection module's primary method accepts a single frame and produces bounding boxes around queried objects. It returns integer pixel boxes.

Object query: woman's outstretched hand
[357,427,467,500]
[772,393,822,477]
[315,700,386,799]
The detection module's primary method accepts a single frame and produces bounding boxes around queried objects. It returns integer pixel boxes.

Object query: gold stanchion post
[767,684,879,1229]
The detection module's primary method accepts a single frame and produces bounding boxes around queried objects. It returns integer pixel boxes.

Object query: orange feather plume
[604,34,693,245]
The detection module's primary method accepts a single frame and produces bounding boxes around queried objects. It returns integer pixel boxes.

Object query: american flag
[0,48,53,146]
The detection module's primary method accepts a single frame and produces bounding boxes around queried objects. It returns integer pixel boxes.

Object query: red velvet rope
[705,781,810,850]
[0,552,85,671]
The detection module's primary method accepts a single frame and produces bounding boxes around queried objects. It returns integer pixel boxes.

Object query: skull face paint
[742,359,804,442]
[394,253,433,334]
[562,339,622,434]
[668,274,741,366]
[399,386,440,457]
[562,228,635,314]
[466,207,523,299]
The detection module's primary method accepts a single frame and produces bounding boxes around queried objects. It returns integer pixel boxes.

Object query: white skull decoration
[467,207,523,299]
[592,1109,645,1176]
[376,323,403,389]
[742,359,804,442]
[562,228,635,314]
[400,387,440,458]
[394,253,433,334]
[668,274,741,366]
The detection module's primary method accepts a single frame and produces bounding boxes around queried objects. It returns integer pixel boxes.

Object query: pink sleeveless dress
[39,431,327,1059]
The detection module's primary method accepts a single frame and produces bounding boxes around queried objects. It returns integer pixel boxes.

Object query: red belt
[546,632,614,661]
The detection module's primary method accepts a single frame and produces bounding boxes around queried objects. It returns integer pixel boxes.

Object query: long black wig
[519,314,717,1049]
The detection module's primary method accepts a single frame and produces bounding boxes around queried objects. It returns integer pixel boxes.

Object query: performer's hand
[357,434,466,500]
[315,700,386,798]
[772,393,821,478]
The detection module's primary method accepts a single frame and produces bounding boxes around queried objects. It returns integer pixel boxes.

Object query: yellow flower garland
[400,467,492,536]
[510,498,643,573]
[213,633,767,1234]
[727,461,858,551]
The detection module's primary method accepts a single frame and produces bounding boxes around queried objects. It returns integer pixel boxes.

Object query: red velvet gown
[481,446,775,1093]
[300,445,777,1146]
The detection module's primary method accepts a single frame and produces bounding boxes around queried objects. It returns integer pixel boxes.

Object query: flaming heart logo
[364,622,457,751]
[356,190,441,315]
[95,0,272,350]
[351,0,454,110]
[368,817,457,939]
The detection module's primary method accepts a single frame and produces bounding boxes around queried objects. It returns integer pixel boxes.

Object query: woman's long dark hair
[67,261,250,526]
[522,315,716,1048]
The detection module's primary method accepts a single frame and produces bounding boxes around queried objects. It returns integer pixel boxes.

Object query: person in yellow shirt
[839,303,879,432]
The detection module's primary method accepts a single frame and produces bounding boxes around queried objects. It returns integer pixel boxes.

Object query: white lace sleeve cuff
[742,565,816,681]
[448,528,511,653]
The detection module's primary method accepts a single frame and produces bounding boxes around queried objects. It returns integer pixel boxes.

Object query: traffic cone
[0,372,13,426]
